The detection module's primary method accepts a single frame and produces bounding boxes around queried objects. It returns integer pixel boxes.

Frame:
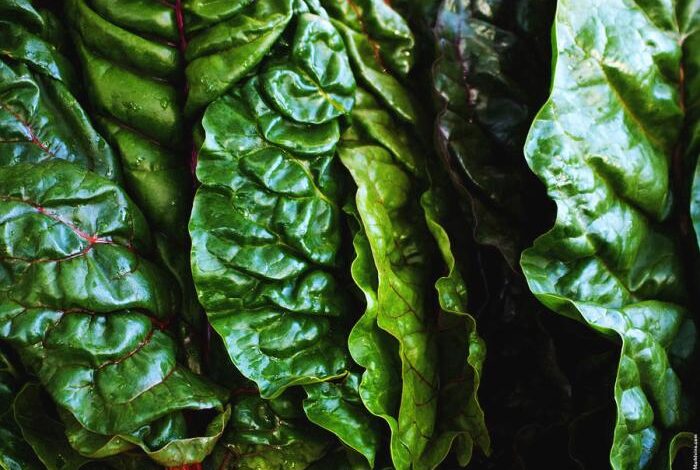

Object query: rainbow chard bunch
[0,0,698,469]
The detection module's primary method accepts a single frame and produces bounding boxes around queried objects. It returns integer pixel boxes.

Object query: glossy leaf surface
[521,0,699,467]
[191,78,348,398]
[432,0,554,266]
[0,161,226,440]
[303,373,381,466]
[204,394,330,470]
[0,3,119,181]
[187,1,385,455]
[261,13,355,124]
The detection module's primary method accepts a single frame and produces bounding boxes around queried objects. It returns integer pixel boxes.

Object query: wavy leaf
[303,372,381,466]
[261,12,355,124]
[321,0,414,77]
[340,87,487,469]
[184,0,294,114]
[60,406,230,466]
[66,0,290,235]
[0,5,119,181]
[418,186,489,467]
[0,14,77,91]
[188,5,383,455]
[521,0,699,467]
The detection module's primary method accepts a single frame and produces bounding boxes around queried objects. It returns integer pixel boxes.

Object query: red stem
[173,0,199,177]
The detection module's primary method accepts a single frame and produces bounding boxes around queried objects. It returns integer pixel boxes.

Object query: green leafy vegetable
[521,0,699,467]
[339,89,488,469]
[191,77,349,397]
[6,0,692,468]
[204,394,331,470]
[0,160,227,450]
[0,4,119,180]
[0,2,230,466]
[432,0,554,266]
[0,352,45,470]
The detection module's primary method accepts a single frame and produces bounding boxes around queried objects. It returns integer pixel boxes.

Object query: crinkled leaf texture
[59,404,230,466]
[191,77,349,397]
[341,87,488,470]
[323,0,418,124]
[65,0,285,391]
[0,161,227,463]
[65,0,192,236]
[261,12,356,124]
[204,393,331,470]
[0,4,119,181]
[189,6,384,462]
[65,0,296,235]
[322,1,488,466]
[521,0,699,468]
[0,2,229,466]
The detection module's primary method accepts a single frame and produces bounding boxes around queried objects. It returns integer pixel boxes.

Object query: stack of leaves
[1,0,698,469]
[0,0,490,468]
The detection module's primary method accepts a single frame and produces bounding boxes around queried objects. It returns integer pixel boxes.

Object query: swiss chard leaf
[303,372,382,467]
[66,0,290,236]
[0,6,119,181]
[0,352,44,470]
[339,87,488,469]
[432,0,555,267]
[188,7,383,459]
[261,12,356,124]
[64,0,308,390]
[0,160,227,456]
[65,0,191,237]
[521,0,699,467]
[59,405,230,466]
[203,394,331,470]
[0,4,229,465]
[190,78,349,398]
[321,0,414,77]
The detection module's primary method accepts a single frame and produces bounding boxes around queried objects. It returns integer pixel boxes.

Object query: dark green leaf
[432,0,555,267]
[303,373,382,466]
[61,406,231,466]
[190,79,349,399]
[204,394,330,470]
[0,160,226,440]
[13,383,90,470]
